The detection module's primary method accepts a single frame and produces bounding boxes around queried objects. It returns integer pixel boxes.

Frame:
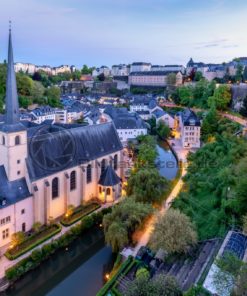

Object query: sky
[0,0,246,68]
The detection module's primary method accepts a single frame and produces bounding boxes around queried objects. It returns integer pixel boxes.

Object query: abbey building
[0,29,124,248]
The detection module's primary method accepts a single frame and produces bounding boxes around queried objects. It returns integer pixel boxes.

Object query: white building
[179,109,201,148]
[0,29,124,248]
[92,66,111,77]
[130,62,151,73]
[14,62,36,74]
[30,106,56,124]
[111,64,129,76]
[151,65,185,74]
[128,71,183,87]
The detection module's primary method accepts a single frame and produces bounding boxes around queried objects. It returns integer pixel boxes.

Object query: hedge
[5,208,112,282]
[96,256,134,296]
[5,224,62,260]
[60,203,101,227]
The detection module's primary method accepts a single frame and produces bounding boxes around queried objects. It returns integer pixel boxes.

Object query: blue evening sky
[0,0,246,68]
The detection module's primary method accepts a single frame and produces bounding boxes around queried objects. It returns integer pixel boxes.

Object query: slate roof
[152,109,167,119]
[129,71,180,76]
[181,109,200,126]
[0,165,31,209]
[98,165,121,186]
[26,122,123,181]
[113,114,147,130]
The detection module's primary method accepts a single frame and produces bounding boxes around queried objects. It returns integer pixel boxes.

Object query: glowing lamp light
[65,213,69,218]
[99,223,103,228]
[105,273,110,280]
[9,244,14,250]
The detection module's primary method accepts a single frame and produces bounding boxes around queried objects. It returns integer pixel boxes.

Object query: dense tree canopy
[150,209,198,253]
[124,273,182,296]
[127,168,169,204]
[103,198,153,252]
[208,85,231,110]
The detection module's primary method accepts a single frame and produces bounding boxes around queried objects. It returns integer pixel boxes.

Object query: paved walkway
[133,142,189,256]
[0,201,118,281]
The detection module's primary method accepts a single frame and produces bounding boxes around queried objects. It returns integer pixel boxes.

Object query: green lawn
[60,203,101,226]
[5,224,61,260]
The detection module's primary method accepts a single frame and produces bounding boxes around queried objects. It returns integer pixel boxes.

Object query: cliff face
[231,84,247,111]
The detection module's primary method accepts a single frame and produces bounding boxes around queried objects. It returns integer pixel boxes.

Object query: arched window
[2,136,5,145]
[101,159,106,174]
[15,135,20,145]
[106,188,111,195]
[52,177,59,199]
[87,164,92,183]
[70,171,76,191]
[113,154,118,171]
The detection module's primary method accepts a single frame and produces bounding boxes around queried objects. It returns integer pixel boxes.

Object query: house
[0,29,124,248]
[179,109,201,148]
[30,106,56,124]
[151,65,185,74]
[130,62,151,73]
[92,66,111,77]
[151,109,175,128]
[111,64,130,77]
[129,96,157,120]
[128,71,183,88]
[103,106,148,145]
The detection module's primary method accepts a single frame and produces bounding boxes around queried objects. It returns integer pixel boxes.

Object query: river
[4,142,177,296]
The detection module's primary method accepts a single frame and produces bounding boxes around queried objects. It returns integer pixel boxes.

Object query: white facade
[14,63,36,74]
[92,66,111,77]
[111,64,129,76]
[130,63,151,73]
[117,128,147,144]
[129,72,183,87]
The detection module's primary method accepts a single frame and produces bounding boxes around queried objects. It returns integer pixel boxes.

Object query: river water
[4,142,177,296]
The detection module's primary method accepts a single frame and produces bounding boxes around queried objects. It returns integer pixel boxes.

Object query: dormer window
[15,135,20,145]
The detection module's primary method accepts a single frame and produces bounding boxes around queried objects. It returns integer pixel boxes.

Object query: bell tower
[0,23,27,181]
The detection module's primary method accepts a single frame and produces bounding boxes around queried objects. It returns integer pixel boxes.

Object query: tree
[46,86,61,107]
[150,209,197,253]
[127,168,169,204]
[243,67,247,82]
[208,85,231,110]
[32,222,42,233]
[194,71,203,81]
[156,121,171,140]
[213,253,247,296]
[124,273,182,296]
[97,73,105,81]
[31,81,45,100]
[103,198,153,252]
[81,64,94,75]
[240,96,247,117]
[243,215,247,235]
[16,73,34,96]
[178,86,193,106]
[105,221,128,252]
[235,64,243,82]
[11,232,25,248]
[201,105,220,141]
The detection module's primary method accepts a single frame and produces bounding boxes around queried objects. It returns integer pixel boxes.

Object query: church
[0,29,124,248]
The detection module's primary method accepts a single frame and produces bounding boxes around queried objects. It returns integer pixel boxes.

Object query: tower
[0,23,27,181]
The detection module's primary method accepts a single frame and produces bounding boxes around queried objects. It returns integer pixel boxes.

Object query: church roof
[0,165,31,209]
[26,122,123,181]
[98,165,121,186]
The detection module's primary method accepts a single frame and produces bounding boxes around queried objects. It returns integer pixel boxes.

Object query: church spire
[5,22,20,125]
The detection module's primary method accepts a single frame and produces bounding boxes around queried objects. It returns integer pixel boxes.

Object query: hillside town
[0,1,247,295]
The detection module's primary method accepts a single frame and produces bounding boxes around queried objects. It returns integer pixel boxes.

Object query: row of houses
[14,63,76,75]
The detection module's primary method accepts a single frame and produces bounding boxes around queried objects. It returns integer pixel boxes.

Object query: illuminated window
[52,177,59,199]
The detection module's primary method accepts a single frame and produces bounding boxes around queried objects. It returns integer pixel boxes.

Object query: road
[160,102,247,127]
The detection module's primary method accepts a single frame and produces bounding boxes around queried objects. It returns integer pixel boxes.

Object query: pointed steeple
[5,21,20,125]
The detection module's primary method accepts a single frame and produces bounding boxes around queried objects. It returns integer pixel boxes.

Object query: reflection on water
[4,142,177,296]
[156,143,178,180]
[5,228,114,296]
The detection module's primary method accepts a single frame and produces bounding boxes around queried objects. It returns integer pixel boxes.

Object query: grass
[61,203,101,226]
[5,224,61,260]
